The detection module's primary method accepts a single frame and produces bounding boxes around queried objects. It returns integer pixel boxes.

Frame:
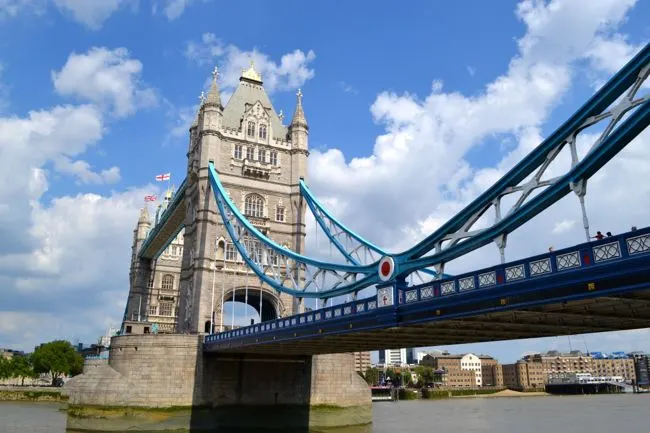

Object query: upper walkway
[204,227,650,355]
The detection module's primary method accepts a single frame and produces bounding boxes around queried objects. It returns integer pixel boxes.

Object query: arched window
[259,124,267,140]
[161,274,174,290]
[204,320,212,333]
[244,194,264,218]
[247,121,255,137]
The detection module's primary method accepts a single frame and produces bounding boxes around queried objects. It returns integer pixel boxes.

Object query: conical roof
[290,88,308,129]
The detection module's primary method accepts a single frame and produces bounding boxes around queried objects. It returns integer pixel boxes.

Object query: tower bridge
[65,44,650,431]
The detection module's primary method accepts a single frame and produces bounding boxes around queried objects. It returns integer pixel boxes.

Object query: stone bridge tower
[176,63,308,333]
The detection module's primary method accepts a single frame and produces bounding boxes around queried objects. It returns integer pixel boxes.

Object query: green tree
[31,340,84,384]
[402,370,413,387]
[414,365,435,385]
[9,355,37,386]
[0,356,11,380]
[363,367,380,386]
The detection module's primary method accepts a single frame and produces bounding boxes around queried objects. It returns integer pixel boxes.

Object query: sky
[0,0,648,363]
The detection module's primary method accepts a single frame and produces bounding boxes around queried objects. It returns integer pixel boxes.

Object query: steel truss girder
[208,163,375,298]
[395,43,650,276]
[300,180,449,286]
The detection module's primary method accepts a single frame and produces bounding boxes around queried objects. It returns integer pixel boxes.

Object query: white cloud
[53,157,121,184]
[0,0,46,19]
[306,0,647,270]
[185,33,317,95]
[52,0,128,30]
[155,0,212,20]
[467,66,476,76]
[552,219,576,235]
[338,81,358,95]
[52,47,158,118]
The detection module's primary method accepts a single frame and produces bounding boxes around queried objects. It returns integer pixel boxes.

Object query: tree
[9,355,37,386]
[363,367,380,386]
[402,370,413,387]
[31,340,84,384]
[414,365,435,385]
[0,357,10,380]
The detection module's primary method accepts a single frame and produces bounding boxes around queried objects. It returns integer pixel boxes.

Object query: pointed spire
[205,66,222,107]
[290,88,308,129]
[138,206,151,225]
[190,92,204,129]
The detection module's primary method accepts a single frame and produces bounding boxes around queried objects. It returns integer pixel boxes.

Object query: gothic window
[234,144,242,159]
[148,304,157,316]
[159,302,174,317]
[259,124,267,140]
[275,206,285,222]
[162,274,174,290]
[244,194,264,218]
[270,151,278,166]
[246,146,255,161]
[225,242,238,261]
[258,149,266,163]
[244,237,264,264]
[247,121,255,137]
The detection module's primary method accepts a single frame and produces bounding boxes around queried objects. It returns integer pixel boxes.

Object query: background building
[378,348,416,366]
[628,352,650,386]
[354,352,371,373]
[420,352,502,388]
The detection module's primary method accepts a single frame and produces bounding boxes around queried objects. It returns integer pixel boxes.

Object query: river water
[1,394,648,432]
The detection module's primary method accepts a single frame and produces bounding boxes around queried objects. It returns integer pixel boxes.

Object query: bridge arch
[222,285,283,325]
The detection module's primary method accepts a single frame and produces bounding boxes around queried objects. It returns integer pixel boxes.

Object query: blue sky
[0,0,649,363]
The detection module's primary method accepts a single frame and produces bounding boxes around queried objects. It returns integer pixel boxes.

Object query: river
[1,394,648,432]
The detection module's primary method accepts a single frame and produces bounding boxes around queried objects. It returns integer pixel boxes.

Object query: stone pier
[64,334,371,431]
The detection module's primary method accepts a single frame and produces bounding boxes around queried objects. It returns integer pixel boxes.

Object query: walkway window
[244,194,264,218]
[247,121,255,137]
[246,146,255,161]
[259,124,267,140]
[162,274,174,290]
[275,206,285,222]
[270,151,278,165]
[234,144,242,159]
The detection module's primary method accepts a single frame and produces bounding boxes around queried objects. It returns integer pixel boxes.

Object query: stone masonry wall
[310,353,370,407]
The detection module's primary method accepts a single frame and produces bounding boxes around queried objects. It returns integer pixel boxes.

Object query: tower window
[161,274,174,290]
[246,146,255,161]
[159,302,174,317]
[275,206,285,222]
[225,243,238,261]
[148,305,157,316]
[234,144,242,159]
[259,124,267,140]
[148,278,154,289]
[270,151,278,166]
[247,121,256,137]
[244,194,264,218]
[258,149,266,163]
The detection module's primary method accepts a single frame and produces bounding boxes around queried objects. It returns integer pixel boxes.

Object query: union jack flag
[144,195,157,202]
[155,173,171,181]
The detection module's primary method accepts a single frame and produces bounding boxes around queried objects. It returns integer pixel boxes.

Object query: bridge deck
[205,228,650,355]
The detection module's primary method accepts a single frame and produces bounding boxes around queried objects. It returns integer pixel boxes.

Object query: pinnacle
[138,206,151,225]
[290,88,308,128]
[205,66,222,107]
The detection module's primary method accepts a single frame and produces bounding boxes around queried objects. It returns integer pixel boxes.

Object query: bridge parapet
[205,226,650,350]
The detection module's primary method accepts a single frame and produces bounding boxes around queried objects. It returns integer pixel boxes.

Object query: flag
[155,173,171,181]
[144,195,157,202]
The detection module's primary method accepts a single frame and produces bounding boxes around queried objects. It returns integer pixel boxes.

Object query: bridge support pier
[63,334,371,431]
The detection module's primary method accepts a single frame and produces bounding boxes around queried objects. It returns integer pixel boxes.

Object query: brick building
[420,352,502,388]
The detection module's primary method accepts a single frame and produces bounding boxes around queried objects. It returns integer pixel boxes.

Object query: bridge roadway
[204,228,650,355]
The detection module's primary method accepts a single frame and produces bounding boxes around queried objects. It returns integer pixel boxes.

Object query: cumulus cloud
[52,47,158,118]
[52,0,128,30]
[306,0,647,269]
[185,33,317,95]
[0,0,46,19]
[154,0,212,20]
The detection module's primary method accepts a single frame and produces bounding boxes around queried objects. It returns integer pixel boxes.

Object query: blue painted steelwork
[208,163,377,297]
[137,178,188,259]
[299,179,448,279]
[397,43,650,264]
[204,227,650,350]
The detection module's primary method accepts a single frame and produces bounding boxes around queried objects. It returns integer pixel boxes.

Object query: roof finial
[290,88,307,128]
[205,65,222,107]
[278,109,284,122]
[240,57,262,83]
[199,91,206,104]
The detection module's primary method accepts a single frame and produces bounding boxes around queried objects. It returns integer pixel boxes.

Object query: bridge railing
[204,227,650,345]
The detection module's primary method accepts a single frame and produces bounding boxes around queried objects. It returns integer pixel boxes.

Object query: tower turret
[201,66,223,132]
[289,88,309,181]
[136,206,151,241]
